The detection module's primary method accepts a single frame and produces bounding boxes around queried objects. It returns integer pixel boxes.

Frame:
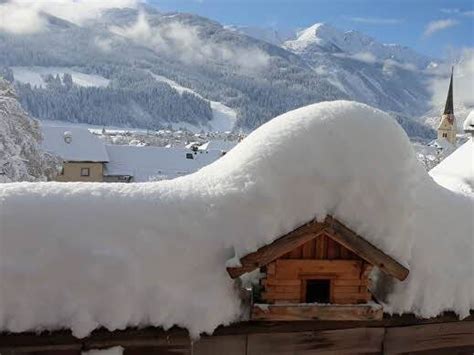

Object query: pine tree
[0,78,59,182]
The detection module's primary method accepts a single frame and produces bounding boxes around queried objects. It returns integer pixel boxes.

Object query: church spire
[443,67,454,115]
[437,66,456,145]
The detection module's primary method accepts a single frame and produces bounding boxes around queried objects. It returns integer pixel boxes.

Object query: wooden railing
[0,313,473,354]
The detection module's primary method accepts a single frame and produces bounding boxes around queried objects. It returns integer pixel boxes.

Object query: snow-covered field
[41,119,150,134]
[11,67,110,88]
[0,101,472,338]
[150,73,237,132]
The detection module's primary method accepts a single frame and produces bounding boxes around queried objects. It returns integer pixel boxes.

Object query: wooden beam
[0,315,472,351]
[227,220,327,278]
[193,335,247,355]
[384,321,474,354]
[247,328,385,355]
[251,304,383,321]
[324,217,409,281]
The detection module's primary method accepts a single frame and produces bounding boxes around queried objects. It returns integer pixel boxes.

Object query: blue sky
[150,0,474,58]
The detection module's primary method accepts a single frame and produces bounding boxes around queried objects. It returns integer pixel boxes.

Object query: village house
[430,110,474,196]
[41,126,109,182]
[41,125,235,182]
[463,110,474,137]
[104,144,225,182]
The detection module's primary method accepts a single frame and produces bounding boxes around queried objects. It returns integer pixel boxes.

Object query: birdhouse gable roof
[227,216,409,281]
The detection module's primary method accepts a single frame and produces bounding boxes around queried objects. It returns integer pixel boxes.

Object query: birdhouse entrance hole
[306,279,330,303]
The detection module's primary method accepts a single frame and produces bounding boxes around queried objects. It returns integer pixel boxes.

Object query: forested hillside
[15,71,213,128]
[0,5,436,139]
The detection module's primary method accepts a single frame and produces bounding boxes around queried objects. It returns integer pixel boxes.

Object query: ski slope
[150,73,237,132]
[11,67,110,88]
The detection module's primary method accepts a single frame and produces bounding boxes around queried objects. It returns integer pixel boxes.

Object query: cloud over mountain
[0,0,139,34]
[109,11,270,71]
[429,47,474,107]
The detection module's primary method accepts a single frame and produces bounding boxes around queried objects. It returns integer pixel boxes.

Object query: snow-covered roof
[105,145,222,182]
[41,125,109,162]
[1,101,473,338]
[430,139,473,195]
[185,141,200,150]
[463,110,474,133]
[198,140,236,152]
[428,137,455,151]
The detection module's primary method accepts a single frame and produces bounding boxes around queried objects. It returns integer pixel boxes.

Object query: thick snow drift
[430,139,473,195]
[0,101,472,338]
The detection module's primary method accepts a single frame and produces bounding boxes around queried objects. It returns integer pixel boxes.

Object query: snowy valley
[0,4,456,140]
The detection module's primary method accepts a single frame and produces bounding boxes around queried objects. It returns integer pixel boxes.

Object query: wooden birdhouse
[227,216,409,321]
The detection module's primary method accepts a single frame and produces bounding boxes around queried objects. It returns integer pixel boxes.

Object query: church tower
[437,68,456,144]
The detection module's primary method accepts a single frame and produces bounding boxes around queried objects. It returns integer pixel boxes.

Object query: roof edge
[227,216,409,281]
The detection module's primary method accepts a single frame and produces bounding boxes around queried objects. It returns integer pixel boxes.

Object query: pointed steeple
[437,66,457,144]
[443,67,454,115]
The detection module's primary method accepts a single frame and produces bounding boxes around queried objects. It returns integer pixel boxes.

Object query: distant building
[104,144,225,182]
[430,110,474,195]
[463,110,474,137]
[197,139,236,154]
[41,126,109,182]
[429,138,473,195]
[437,68,457,145]
[41,125,237,182]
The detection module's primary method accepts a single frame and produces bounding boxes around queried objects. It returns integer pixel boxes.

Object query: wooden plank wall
[1,317,474,354]
[261,259,372,304]
[281,234,360,260]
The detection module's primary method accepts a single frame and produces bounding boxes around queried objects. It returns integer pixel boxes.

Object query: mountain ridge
[284,22,434,70]
[0,6,435,139]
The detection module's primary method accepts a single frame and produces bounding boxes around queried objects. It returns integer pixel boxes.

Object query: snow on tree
[62,73,74,89]
[0,78,59,182]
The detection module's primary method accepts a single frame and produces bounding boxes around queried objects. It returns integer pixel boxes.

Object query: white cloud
[94,36,117,52]
[350,52,377,64]
[333,51,377,64]
[349,17,402,25]
[333,51,418,71]
[440,8,460,14]
[382,59,416,73]
[0,0,140,34]
[110,12,270,71]
[423,19,459,37]
[440,8,474,17]
[0,2,46,34]
[429,48,474,107]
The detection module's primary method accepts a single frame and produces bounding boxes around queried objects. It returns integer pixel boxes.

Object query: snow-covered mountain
[0,6,435,139]
[282,23,436,123]
[284,23,433,69]
[225,25,293,46]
